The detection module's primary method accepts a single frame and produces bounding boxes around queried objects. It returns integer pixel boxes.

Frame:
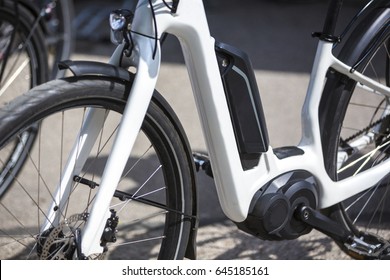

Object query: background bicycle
[0,0,73,198]
[0,0,73,104]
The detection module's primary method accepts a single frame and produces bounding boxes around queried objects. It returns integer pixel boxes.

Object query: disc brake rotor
[38,213,105,260]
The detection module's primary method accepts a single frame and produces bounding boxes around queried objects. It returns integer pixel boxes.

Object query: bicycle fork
[42,35,160,257]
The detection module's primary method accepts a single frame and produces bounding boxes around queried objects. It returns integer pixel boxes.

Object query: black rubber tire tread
[0,78,127,144]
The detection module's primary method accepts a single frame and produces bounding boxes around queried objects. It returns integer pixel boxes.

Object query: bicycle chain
[343,114,390,143]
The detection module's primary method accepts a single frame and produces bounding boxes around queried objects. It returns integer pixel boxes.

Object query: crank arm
[298,205,352,242]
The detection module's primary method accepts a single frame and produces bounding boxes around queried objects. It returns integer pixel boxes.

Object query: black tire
[0,5,48,198]
[0,77,195,260]
[320,7,390,259]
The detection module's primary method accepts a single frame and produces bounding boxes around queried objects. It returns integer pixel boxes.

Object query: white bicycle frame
[45,0,390,257]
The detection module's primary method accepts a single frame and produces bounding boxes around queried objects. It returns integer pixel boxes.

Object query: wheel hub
[37,213,90,260]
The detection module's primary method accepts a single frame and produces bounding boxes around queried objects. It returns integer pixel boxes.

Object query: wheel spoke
[107,235,166,248]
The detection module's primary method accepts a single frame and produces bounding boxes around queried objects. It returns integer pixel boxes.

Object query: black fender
[58,60,132,82]
[338,0,390,68]
[58,60,199,259]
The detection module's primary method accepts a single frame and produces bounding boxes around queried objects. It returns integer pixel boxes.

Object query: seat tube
[322,0,344,36]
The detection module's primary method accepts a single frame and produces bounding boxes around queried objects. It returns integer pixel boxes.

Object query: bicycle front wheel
[0,77,195,259]
[320,8,390,259]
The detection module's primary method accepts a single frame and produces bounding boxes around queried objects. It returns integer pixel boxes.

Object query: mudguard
[58,60,132,82]
[58,60,199,259]
[338,1,390,67]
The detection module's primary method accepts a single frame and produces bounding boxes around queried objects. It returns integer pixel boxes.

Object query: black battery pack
[215,42,269,169]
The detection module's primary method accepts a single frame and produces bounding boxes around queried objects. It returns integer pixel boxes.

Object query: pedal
[298,205,390,259]
[193,153,213,178]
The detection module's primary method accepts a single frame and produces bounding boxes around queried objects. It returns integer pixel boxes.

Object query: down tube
[164,1,267,222]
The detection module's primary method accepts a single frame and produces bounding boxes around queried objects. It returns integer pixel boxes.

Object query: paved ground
[71,0,369,259]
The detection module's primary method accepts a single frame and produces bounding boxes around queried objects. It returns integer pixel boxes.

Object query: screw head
[221,59,229,67]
